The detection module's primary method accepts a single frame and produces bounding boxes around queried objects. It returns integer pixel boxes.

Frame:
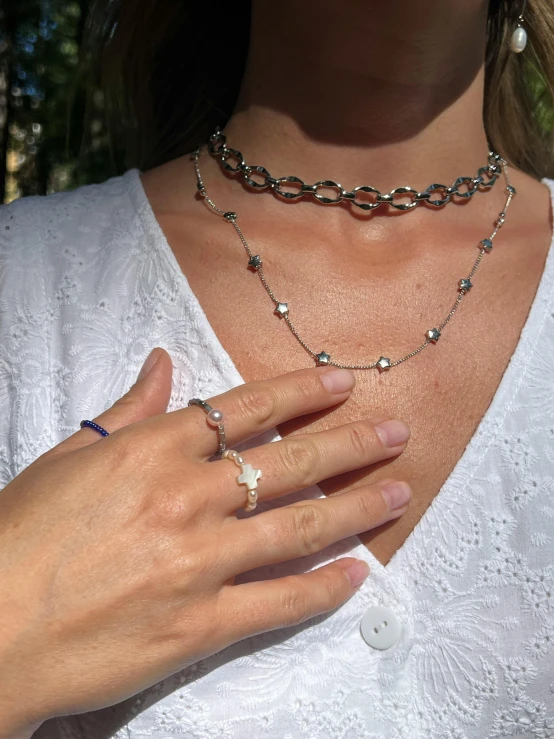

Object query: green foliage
[1,2,553,203]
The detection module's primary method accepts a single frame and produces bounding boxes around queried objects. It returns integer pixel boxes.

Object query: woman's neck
[224,0,491,190]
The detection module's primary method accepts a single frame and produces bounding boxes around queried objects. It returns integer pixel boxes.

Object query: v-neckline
[129,169,554,579]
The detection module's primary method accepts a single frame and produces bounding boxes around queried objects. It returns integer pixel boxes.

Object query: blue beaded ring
[79,419,110,437]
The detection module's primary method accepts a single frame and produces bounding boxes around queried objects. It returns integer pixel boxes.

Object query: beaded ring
[79,419,110,437]
[187,398,227,455]
[222,449,262,512]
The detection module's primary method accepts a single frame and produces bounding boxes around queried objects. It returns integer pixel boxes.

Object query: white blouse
[1,171,554,739]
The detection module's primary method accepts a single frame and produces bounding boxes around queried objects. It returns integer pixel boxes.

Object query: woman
[1,1,553,737]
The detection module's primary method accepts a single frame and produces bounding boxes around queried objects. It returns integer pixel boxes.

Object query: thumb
[56,347,173,455]
[104,346,173,425]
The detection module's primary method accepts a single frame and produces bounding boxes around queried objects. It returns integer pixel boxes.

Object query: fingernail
[380,480,412,511]
[319,368,356,394]
[343,559,371,588]
[374,419,410,447]
[137,348,162,381]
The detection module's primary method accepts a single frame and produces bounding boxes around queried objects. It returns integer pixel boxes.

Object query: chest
[47,202,554,736]
[161,215,551,566]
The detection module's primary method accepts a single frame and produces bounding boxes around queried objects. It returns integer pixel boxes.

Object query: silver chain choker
[207,127,502,212]
[193,140,515,373]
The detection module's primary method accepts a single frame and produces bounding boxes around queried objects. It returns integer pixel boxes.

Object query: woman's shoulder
[0,170,147,334]
[0,170,141,264]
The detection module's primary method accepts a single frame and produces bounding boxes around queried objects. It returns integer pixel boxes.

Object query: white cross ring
[222,450,262,512]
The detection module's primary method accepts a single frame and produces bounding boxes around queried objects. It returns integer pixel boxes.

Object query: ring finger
[208,415,410,514]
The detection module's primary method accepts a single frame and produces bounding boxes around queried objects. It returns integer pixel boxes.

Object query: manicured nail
[319,368,356,394]
[380,480,412,511]
[343,559,371,588]
[374,419,410,447]
[137,348,162,381]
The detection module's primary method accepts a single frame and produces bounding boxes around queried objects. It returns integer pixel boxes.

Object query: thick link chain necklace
[207,127,501,212]
[193,143,515,372]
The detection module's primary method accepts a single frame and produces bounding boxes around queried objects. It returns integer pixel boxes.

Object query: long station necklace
[193,131,516,373]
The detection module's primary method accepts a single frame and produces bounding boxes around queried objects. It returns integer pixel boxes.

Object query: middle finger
[176,366,357,460]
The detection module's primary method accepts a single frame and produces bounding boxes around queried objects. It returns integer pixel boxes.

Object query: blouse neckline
[127,168,554,581]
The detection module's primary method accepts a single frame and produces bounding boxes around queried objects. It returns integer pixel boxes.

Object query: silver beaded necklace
[192,141,516,373]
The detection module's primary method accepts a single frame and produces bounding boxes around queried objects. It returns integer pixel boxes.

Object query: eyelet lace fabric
[1,171,554,739]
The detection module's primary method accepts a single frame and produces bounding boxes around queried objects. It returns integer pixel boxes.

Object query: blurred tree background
[1,2,553,204]
[0,0,120,203]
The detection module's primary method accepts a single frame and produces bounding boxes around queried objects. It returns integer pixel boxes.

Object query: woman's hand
[0,348,411,738]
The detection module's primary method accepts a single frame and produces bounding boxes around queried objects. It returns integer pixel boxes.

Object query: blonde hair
[85,0,554,178]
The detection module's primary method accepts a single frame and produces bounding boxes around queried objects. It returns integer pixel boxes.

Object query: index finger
[177,365,356,460]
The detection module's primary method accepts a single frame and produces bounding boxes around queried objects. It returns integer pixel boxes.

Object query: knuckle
[321,566,352,609]
[233,385,277,427]
[352,487,381,522]
[111,421,171,469]
[144,523,215,585]
[151,487,196,526]
[291,503,327,556]
[279,439,319,489]
[105,431,136,471]
[112,389,147,414]
[143,466,207,529]
[108,426,151,469]
[292,374,321,405]
[279,581,310,626]
[170,547,212,587]
[113,457,202,530]
[346,420,379,458]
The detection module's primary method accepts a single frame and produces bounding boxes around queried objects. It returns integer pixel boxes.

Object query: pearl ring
[188,398,227,456]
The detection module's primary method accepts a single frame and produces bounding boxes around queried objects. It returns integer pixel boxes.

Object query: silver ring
[222,449,262,512]
[187,398,226,455]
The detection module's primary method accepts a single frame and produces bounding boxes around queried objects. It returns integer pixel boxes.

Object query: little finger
[218,477,411,577]
[216,555,372,643]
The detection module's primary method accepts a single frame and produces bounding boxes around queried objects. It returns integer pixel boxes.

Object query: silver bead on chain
[207,127,502,212]
[193,146,516,372]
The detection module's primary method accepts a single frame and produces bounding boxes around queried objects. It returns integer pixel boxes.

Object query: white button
[360,605,402,650]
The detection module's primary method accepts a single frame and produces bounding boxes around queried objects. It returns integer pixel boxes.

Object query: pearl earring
[510,0,528,53]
